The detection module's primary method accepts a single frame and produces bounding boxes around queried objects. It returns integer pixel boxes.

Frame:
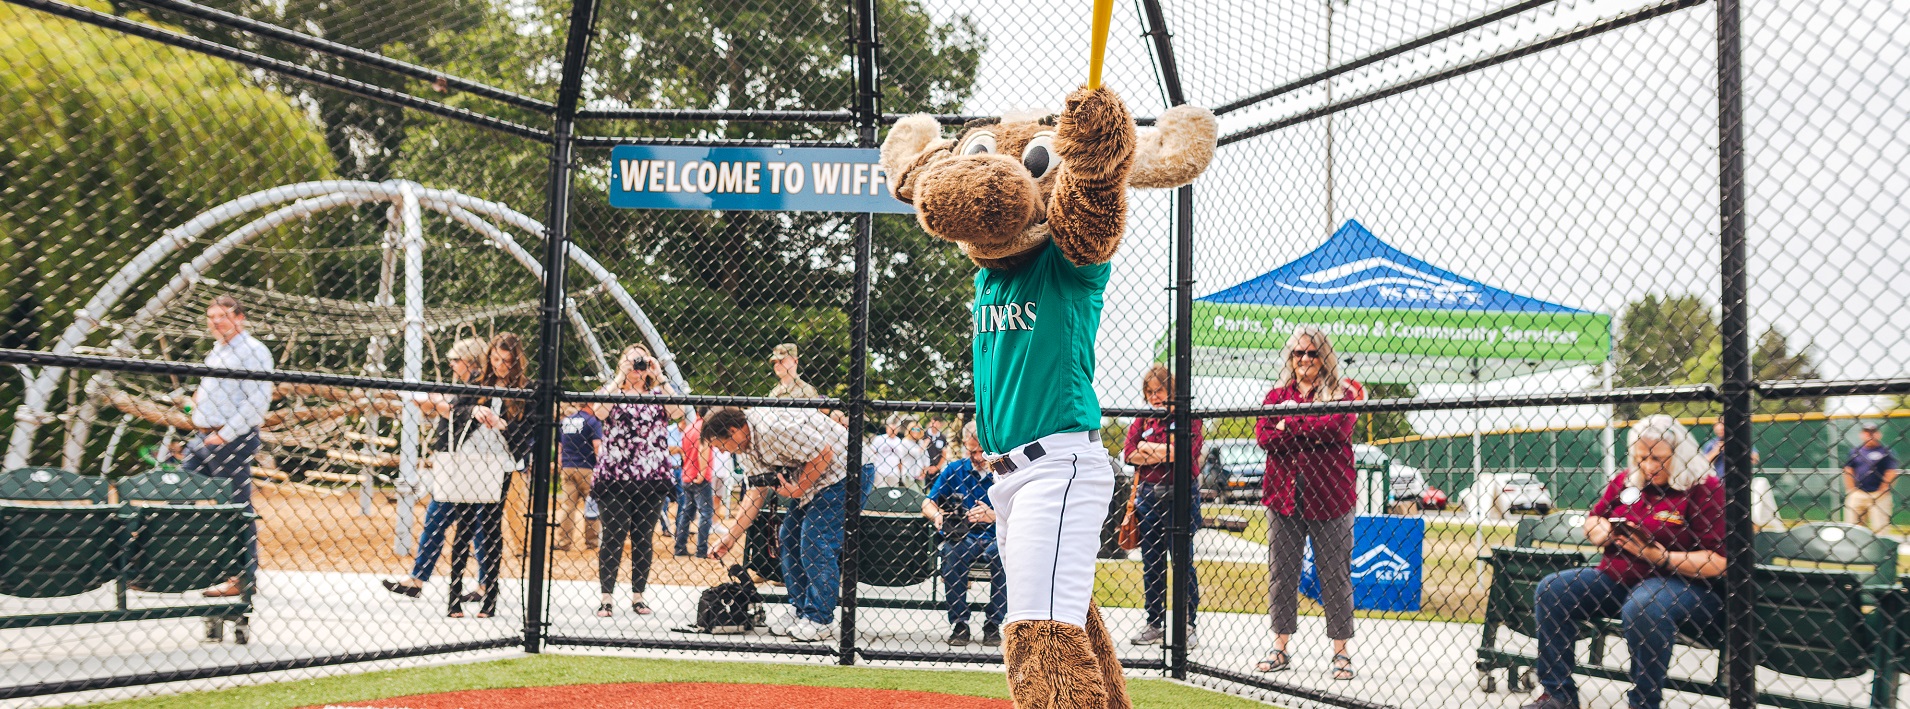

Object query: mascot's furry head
[880,86,1218,269]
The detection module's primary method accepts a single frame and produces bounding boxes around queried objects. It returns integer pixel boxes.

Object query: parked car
[1370,448,1446,511]
[1209,438,1265,503]
[1458,472,1553,517]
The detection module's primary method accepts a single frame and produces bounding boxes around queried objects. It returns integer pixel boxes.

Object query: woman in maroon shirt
[1521,415,1726,709]
[1120,365,1204,648]
[1252,326,1361,680]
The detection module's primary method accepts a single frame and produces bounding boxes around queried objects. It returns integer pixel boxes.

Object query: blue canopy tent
[1171,220,1612,384]
[1160,220,1616,527]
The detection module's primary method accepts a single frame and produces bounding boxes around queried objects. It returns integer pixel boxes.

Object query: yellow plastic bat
[1088,0,1114,89]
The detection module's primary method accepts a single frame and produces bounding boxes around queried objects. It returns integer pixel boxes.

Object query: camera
[747,465,800,490]
[938,493,971,539]
[633,360,650,371]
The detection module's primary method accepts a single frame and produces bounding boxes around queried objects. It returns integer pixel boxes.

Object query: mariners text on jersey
[974,301,1039,333]
[970,240,1111,453]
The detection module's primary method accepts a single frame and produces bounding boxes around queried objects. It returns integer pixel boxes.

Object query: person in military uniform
[767,343,819,399]
[881,86,1216,708]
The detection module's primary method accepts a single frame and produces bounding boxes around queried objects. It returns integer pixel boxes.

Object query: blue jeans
[1534,567,1721,709]
[778,481,846,625]
[182,431,261,580]
[1136,482,1200,629]
[410,500,493,583]
[675,480,714,556]
[941,536,1005,626]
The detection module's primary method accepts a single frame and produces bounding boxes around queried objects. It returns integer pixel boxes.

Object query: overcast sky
[901,0,1908,433]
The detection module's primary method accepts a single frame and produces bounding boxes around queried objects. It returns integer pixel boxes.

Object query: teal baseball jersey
[972,239,1112,453]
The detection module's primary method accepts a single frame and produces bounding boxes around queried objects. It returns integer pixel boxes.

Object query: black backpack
[694,565,762,634]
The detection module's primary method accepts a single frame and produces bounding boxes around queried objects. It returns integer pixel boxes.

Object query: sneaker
[788,618,835,642]
[948,623,973,647]
[1519,695,1577,709]
[766,608,797,636]
[1129,624,1164,646]
[787,618,821,642]
[982,623,1001,647]
[1183,628,1199,651]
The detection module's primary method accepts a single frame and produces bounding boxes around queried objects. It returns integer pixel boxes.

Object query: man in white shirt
[868,413,908,488]
[705,406,848,642]
[184,296,273,598]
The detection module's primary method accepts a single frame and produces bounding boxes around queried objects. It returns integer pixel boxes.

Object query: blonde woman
[1254,326,1363,679]
[1522,415,1725,709]
[591,344,683,617]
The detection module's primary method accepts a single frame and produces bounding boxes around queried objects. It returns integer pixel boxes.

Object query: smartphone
[1608,518,1649,544]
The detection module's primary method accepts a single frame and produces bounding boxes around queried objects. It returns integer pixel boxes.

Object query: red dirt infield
[303,682,1015,708]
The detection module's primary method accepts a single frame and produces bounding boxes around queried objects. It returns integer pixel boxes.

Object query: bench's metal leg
[204,617,223,642]
[1589,632,1606,665]
[233,615,250,645]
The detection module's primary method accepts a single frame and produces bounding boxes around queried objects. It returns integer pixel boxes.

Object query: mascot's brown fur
[881,86,1217,709]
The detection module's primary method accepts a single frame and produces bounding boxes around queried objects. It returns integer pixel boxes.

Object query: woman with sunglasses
[1252,326,1364,680]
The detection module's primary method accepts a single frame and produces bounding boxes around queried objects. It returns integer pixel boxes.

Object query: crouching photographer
[920,420,1006,648]
[705,406,848,643]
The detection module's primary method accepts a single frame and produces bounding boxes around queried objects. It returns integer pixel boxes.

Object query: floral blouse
[593,393,673,485]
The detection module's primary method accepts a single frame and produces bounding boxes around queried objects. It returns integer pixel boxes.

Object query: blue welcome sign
[1300,514,1424,612]
[609,145,915,213]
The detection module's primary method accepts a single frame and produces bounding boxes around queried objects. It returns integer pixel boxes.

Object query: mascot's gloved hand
[1055,86,1135,184]
[879,87,1217,269]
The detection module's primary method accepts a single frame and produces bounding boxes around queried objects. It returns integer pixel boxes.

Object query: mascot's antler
[1128,105,1219,189]
[880,106,1216,204]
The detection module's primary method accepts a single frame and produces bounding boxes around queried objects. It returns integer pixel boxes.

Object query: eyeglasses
[1290,349,1322,360]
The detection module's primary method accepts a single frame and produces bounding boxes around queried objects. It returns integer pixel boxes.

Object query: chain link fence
[1,0,1905,707]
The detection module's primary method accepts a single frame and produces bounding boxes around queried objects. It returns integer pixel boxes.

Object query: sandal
[596,603,614,618]
[1331,653,1355,680]
[1255,649,1290,673]
[460,590,484,603]
[382,580,421,598]
[632,601,652,615]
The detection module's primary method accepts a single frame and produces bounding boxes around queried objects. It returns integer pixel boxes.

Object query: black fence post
[1715,0,1755,704]
[1168,185,1195,680]
[1140,0,1191,680]
[525,0,598,654]
[839,0,879,666]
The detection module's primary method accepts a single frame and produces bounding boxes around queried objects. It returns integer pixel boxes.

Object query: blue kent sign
[1301,514,1424,612]
[609,145,915,213]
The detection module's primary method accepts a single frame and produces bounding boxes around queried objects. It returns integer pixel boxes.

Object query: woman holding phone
[1521,414,1726,709]
[591,344,683,618]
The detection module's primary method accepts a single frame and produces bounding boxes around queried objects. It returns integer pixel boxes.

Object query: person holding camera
[705,406,848,643]
[1522,415,1726,709]
[591,344,684,618]
[921,420,1006,648]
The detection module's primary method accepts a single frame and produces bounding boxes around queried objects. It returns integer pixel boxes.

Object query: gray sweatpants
[1266,510,1355,640]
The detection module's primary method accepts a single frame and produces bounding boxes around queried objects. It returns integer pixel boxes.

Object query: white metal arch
[6,180,686,472]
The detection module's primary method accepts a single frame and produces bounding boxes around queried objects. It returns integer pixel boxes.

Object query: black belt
[986,441,1046,476]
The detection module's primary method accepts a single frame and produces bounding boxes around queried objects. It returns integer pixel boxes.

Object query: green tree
[393,0,985,401]
[1613,294,1719,418]
[0,0,332,452]
[151,0,492,180]
[1666,326,1824,417]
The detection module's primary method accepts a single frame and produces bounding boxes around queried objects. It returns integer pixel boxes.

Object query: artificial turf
[75,654,1277,708]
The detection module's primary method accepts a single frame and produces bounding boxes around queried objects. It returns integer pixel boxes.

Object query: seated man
[921,420,1005,647]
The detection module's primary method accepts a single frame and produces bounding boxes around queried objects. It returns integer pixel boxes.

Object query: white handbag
[426,419,516,504]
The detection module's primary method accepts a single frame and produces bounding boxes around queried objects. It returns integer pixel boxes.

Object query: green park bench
[0,467,256,644]
[1479,512,1896,709]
